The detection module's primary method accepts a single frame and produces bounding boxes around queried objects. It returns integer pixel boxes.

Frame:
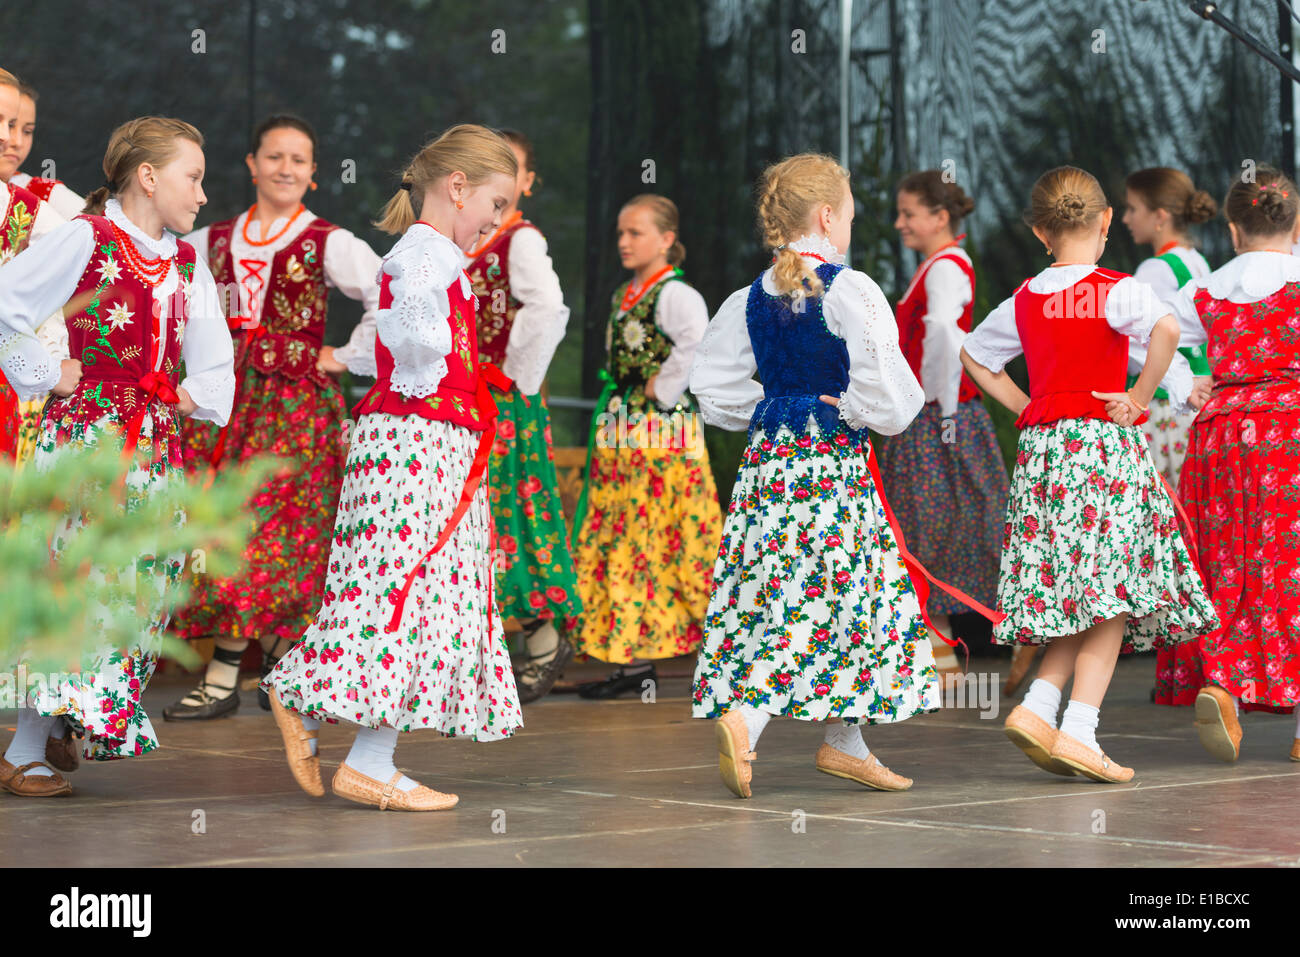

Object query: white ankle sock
[48,716,68,740]
[1059,700,1102,754]
[179,645,242,705]
[824,720,871,759]
[345,726,417,792]
[5,709,57,777]
[1021,678,1063,728]
[525,621,560,664]
[737,705,771,751]
[302,715,320,757]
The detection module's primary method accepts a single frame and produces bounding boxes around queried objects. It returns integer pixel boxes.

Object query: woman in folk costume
[2,81,88,220]
[880,170,1009,681]
[569,194,722,698]
[1119,168,1219,708]
[163,114,382,721]
[0,69,67,466]
[690,153,938,797]
[1172,169,1300,763]
[463,129,580,703]
[0,117,234,796]
[961,166,1217,783]
[263,124,522,812]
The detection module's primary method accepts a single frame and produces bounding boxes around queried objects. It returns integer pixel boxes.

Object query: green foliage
[0,445,275,675]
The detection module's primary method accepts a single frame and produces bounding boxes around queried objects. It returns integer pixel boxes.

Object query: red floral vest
[0,183,45,459]
[54,215,196,437]
[207,216,338,389]
[22,177,60,204]
[896,251,981,403]
[1192,280,1300,421]
[354,267,489,431]
[1013,266,1135,429]
[466,219,534,368]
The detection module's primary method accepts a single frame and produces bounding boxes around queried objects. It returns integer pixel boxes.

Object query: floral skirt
[20,402,185,760]
[173,368,347,646]
[488,388,582,623]
[263,414,522,740]
[1140,394,1198,488]
[993,417,1218,651]
[875,398,1008,615]
[691,423,940,725]
[1176,408,1300,711]
[14,396,46,466]
[571,402,721,663]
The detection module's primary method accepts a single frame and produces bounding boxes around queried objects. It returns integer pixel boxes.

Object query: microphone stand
[1187,1,1300,84]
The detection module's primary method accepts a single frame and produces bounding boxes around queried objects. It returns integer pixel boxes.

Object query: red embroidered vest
[895,250,981,403]
[1192,281,1300,421]
[22,177,61,204]
[353,268,488,431]
[207,216,338,389]
[56,215,196,432]
[0,183,45,458]
[466,219,533,367]
[1013,267,1132,429]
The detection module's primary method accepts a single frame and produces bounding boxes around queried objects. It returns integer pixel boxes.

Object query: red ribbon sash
[121,369,180,459]
[384,362,513,634]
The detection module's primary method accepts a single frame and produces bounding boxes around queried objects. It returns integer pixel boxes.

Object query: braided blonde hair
[756,153,850,304]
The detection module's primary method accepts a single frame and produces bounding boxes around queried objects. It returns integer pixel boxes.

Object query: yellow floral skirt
[572,422,722,663]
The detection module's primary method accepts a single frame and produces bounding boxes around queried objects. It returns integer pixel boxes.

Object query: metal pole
[840,0,852,169]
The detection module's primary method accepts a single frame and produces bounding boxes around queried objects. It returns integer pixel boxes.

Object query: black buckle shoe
[162,680,240,721]
[516,632,575,705]
[576,664,658,700]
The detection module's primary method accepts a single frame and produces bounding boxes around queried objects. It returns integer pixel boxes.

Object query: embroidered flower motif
[621,319,647,351]
[105,302,135,332]
[97,257,123,285]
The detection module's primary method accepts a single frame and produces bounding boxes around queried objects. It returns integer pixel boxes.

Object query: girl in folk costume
[692,153,954,798]
[2,81,88,220]
[569,195,722,698]
[0,69,67,465]
[0,117,234,796]
[463,129,580,703]
[961,166,1217,783]
[880,170,1009,680]
[263,125,522,812]
[1172,169,1300,763]
[164,114,382,721]
[1121,168,1218,708]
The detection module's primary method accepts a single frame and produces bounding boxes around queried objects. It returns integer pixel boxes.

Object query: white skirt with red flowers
[992,417,1218,651]
[263,413,523,741]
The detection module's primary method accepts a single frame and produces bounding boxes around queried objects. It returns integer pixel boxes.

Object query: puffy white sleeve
[651,280,709,408]
[1103,276,1168,344]
[182,225,211,264]
[1168,282,1208,349]
[500,227,569,395]
[323,227,384,378]
[0,218,94,399]
[30,199,66,242]
[179,255,236,426]
[689,287,763,431]
[46,182,87,221]
[823,268,923,435]
[918,258,971,417]
[961,294,1022,374]
[375,238,457,399]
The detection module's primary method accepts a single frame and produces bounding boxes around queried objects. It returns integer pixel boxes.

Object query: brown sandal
[269,693,324,797]
[0,758,73,797]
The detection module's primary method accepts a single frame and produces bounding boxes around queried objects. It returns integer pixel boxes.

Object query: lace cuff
[181,367,235,426]
[374,235,458,399]
[0,331,60,401]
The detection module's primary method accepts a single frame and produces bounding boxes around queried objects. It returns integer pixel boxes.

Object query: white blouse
[1126,246,1212,379]
[690,234,924,435]
[9,171,87,222]
[186,206,382,377]
[609,272,709,409]
[375,222,469,399]
[963,264,1190,408]
[465,225,569,396]
[1171,251,1300,348]
[901,246,971,417]
[0,199,235,425]
[0,178,71,367]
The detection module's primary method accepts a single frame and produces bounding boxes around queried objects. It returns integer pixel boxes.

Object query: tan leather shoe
[1291,738,1300,762]
[0,758,73,797]
[1004,705,1075,776]
[45,728,80,774]
[1049,730,1134,783]
[715,710,756,799]
[1003,645,1041,696]
[269,693,324,797]
[331,762,459,811]
[815,742,913,791]
[1194,686,1242,762]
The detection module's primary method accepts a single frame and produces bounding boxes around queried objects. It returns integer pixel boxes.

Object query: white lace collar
[1204,251,1300,302]
[105,198,178,258]
[786,233,846,265]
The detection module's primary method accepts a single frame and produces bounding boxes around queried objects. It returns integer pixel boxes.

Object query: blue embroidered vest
[745,262,853,439]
